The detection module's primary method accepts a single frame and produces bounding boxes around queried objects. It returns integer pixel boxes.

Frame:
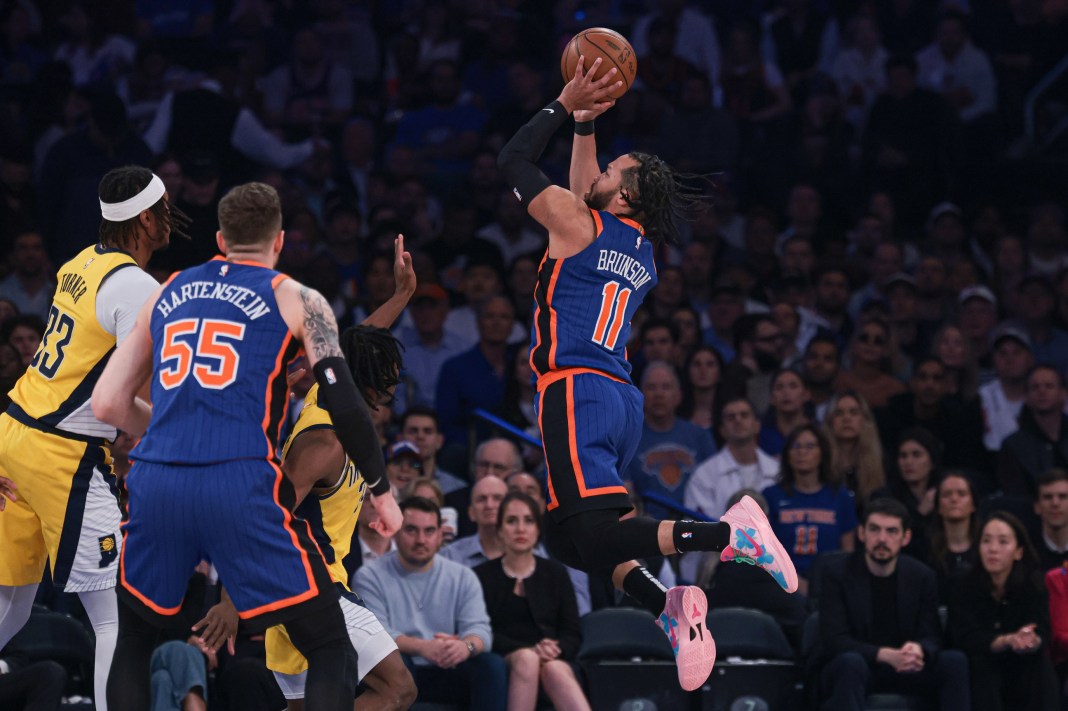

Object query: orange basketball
[560,27,636,100]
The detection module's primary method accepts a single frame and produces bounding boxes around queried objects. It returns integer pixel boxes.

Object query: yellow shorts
[0,414,121,591]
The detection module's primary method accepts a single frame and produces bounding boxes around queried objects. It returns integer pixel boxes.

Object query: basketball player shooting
[497,56,799,691]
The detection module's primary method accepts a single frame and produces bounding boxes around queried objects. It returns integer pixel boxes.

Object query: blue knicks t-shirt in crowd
[624,420,716,520]
[761,483,858,576]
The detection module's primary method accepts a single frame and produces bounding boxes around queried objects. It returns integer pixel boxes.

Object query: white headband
[100,174,165,222]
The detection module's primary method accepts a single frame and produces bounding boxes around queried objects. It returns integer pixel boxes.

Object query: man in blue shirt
[626,362,716,520]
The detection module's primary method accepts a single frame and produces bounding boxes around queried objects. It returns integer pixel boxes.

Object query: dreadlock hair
[619,152,714,246]
[339,324,405,407]
[97,166,191,249]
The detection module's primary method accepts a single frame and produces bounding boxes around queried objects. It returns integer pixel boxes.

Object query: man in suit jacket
[818,497,969,711]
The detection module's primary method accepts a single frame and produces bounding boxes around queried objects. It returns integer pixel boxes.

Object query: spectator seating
[577,607,697,710]
[704,607,799,710]
[5,604,94,699]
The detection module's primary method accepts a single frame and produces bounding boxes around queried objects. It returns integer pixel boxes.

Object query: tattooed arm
[276,279,343,367]
[275,278,396,519]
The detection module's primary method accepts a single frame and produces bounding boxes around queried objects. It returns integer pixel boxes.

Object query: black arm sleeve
[313,356,390,497]
[497,100,569,208]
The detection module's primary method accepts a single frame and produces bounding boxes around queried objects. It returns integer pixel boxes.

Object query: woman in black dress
[475,493,590,711]
[948,512,1059,711]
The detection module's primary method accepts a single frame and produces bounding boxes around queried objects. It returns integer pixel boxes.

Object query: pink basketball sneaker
[720,494,799,593]
[657,585,715,692]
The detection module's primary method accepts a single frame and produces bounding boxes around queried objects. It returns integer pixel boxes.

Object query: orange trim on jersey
[241,460,321,619]
[545,260,564,370]
[210,255,278,270]
[119,517,183,616]
[590,210,604,237]
[261,332,294,461]
[617,216,645,235]
[539,393,560,511]
[566,376,629,500]
[530,250,550,377]
[536,367,625,393]
[271,273,290,289]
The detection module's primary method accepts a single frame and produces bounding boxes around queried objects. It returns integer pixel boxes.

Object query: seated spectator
[410,478,458,544]
[353,497,508,711]
[876,357,988,483]
[0,231,53,321]
[1016,273,1068,376]
[400,406,469,515]
[348,498,397,576]
[824,391,885,505]
[836,317,906,408]
[759,368,811,457]
[801,336,840,421]
[1045,566,1068,688]
[685,398,779,520]
[385,440,423,498]
[395,286,466,411]
[1033,469,1068,571]
[497,342,542,471]
[719,313,786,418]
[435,295,515,446]
[475,493,590,711]
[763,424,857,593]
[999,366,1068,499]
[504,471,595,616]
[1,314,43,368]
[625,361,716,520]
[915,11,997,126]
[472,438,522,481]
[677,345,724,438]
[819,497,969,711]
[927,471,979,601]
[979,323,1033,452]
[948,512,1060,711]
[931,323,979,403]
[441,475,508,566]
[875,427,941,562]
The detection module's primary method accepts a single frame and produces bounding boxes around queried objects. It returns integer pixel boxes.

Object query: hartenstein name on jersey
[156,280,272,321]
[596,249,652,291]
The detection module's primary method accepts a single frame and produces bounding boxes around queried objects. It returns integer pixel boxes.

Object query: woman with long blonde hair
[824,391,885,503]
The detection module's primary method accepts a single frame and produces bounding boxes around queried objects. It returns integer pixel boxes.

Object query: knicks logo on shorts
[98,534,117,568]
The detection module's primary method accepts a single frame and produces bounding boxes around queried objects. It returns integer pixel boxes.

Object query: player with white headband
[0,165,189,711]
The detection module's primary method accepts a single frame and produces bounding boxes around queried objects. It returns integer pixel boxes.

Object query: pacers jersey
[9,244,139,439]
[267,382,366,674]
[530,210,657,385]
[134,257,301,465]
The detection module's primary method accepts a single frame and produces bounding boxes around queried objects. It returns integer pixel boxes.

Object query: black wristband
[313,356,390,496]
[575,120,595,136]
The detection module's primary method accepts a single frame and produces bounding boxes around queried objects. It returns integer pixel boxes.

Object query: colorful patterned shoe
[719,494,799,593]
[657,585,715,692]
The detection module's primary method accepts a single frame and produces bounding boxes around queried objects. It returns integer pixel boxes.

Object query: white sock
[79,588,119,711]
[0,583,38,649]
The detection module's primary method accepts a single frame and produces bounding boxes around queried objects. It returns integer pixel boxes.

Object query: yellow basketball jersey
[267,382,367,674]
[8,244,139,439]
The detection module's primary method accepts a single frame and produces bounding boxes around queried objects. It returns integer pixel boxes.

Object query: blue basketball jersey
[134,258,301,465]
[530,210,657,385]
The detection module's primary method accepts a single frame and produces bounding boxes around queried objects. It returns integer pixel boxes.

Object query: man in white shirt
[685,398,779,520]
[915,11,996,124]
[979,323,1034,451]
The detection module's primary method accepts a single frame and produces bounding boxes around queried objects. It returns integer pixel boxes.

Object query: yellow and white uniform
[0,244,157,591]
[266,383,397,698]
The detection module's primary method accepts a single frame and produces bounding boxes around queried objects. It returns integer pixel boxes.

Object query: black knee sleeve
[107,597,163,711]
[285,601,359,711]
[544,510,664,574]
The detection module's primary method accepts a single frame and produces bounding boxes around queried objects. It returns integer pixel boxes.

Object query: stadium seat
[577,606,699,710]
[702,607,799,710]
[4,605,95,697]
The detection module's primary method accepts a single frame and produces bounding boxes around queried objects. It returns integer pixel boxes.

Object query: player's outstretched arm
[499,56,621,257]
[92,286,161,437]
[276,280,394,512]
[362,234,416,330]
[568,59,617,200]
